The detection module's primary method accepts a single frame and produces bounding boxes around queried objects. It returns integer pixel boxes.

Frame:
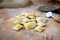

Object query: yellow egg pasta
[13,24,23,31]
[34,26,45,32]
[24,22,36,30]
[11,11,48,32]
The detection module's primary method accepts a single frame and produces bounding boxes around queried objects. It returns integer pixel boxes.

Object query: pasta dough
[13,24,23,31]
[34,26,45,32]
[11,11,48,32]
[24,22,36,30]
[36,17,48,23]
[37,22,46,27]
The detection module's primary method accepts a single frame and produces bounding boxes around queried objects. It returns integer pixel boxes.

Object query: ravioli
[36,17,48,23]
[12,19,21,24]
[13,24,23,31]
[37,22,46,27]
[11,11,48,32]
[34,26,45,32]
[24,22,36,30]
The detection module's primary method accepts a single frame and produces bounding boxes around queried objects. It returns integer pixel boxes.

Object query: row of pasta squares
[11,11,48,32]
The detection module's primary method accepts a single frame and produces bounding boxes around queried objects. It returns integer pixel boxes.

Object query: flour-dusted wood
[0,5,60,40]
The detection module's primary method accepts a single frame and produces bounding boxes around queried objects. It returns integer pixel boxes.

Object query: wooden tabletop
[0,5,60,40]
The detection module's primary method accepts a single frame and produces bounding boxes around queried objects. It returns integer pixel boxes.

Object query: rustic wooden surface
[0,5,60,40]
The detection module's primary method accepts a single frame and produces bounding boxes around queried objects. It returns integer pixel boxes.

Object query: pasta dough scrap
[13,24,23,31]
[24,22,36,30]
[34,26,45,32]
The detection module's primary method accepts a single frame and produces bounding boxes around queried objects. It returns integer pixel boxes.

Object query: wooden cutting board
[0,6,60,40]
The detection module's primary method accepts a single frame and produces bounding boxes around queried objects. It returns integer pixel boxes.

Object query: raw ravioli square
[34,26,45,32]
[24,22,36,30]
[13,24,23,31]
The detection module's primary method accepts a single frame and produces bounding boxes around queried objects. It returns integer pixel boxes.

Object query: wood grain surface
[0,5,60,40]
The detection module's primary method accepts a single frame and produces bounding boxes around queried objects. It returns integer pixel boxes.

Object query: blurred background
[0,0,60,8]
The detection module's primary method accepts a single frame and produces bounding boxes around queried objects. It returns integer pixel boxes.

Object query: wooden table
[0,5,60,40]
